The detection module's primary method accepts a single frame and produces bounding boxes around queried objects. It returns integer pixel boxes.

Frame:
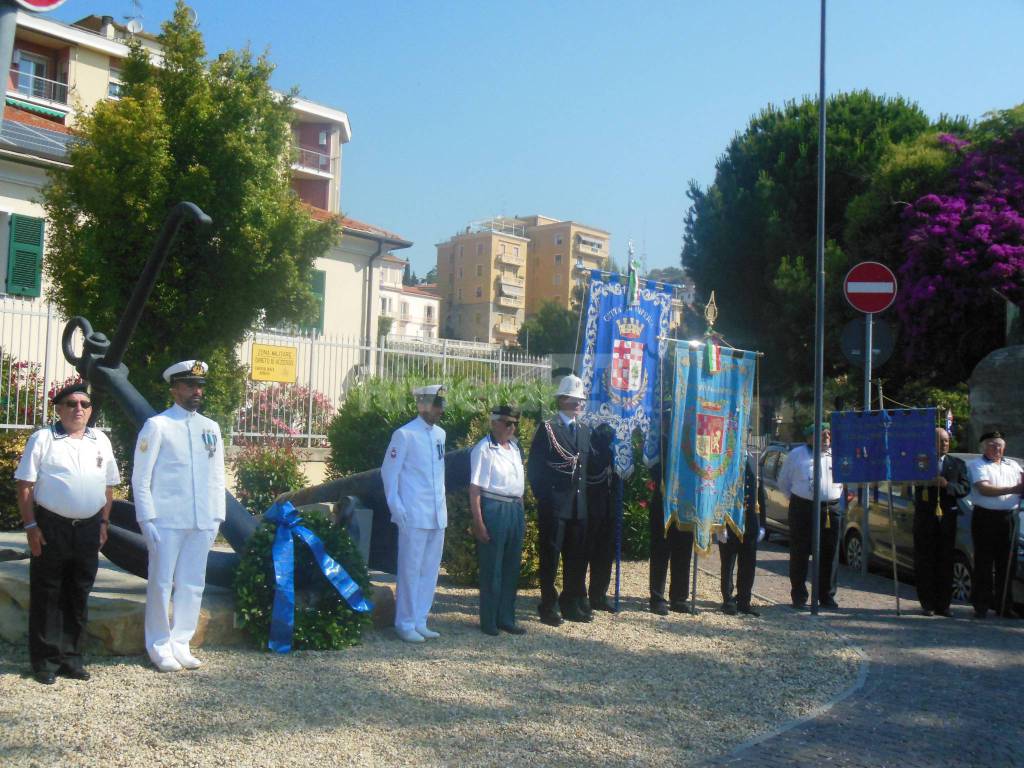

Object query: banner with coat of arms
[579,270,672,475]
[664,343,756,553]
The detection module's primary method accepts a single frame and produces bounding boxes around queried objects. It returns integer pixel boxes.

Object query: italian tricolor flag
[706,341,721,373]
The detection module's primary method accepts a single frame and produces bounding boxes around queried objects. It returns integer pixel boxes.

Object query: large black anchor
[63,202,470,586]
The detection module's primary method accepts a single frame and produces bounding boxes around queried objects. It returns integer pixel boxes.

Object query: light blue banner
[664,344,756,553]
[580,271,672,475]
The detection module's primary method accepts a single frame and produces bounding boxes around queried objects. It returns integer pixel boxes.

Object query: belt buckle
[70,518,81,526]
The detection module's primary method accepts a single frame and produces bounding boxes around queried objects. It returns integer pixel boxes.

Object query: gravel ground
[0,562,860,768]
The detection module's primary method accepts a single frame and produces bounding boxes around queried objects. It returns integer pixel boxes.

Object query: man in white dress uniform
[380,384,448,643]
[132,360,225,671]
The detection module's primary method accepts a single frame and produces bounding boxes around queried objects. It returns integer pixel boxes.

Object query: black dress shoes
[819,597,839,609]
[738,606,761,617]
[669,600,690,614]
[561,602,593,623]
[578,598,594,619]
[936,608,953,618]
[481,626,500,636]
[34,670,56,685]
[538,606,564,627]
[649,600,669,616]
[792,602,808,611]
[921,609,935,617]
[499,624,526,635]
[57,665,90,681]
[722,601,738,616]
[590,597,616,613]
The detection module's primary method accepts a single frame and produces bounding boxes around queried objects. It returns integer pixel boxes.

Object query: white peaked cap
[162,359,208,383]
[412,384,446,398]
[555,374,585,399]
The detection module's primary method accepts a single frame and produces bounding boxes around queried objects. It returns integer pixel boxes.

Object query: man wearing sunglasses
[15,383,119,685]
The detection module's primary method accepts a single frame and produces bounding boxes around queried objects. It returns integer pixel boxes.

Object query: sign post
[844,261,898,575]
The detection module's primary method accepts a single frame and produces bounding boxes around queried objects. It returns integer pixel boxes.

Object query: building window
[4,214,44,298]
[499,243,506,255]
[475,287,482,298]
[555,254,562,265]
[400,301,409,318]
[555,235,563,245]
[553,273,562,286]
[513,246,519,257]
[476,264,483,277]
[425,306,434,320]
[318,129,329,147]
[107,66,123,99]
[458,267,464,279]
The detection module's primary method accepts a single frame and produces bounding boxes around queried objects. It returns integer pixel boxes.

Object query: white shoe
[153,656,182,673]
[171,647,203,670]
[396,627,425,643]
[415,625,440,639]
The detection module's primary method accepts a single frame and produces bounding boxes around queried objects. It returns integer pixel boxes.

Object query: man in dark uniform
[912,427,970,617]
[718,455,765,616]
[528,374,592,626]
[584,423,619,614]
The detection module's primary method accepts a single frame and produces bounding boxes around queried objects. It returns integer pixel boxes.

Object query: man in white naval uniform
[380,384,447,643]
[132,360,225,671]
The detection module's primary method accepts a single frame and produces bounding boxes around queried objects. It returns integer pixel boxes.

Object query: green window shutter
[310,269,326,333]
[6,215,44,297]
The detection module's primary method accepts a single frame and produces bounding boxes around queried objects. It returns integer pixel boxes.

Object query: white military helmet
[555,374,585,400]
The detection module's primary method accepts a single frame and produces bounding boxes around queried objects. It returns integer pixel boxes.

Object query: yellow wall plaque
[251,344,298,383]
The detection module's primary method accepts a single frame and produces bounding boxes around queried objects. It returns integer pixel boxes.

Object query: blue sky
[49,1,1024,277]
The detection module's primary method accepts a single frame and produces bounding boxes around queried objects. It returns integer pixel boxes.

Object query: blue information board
[831,408,937,484]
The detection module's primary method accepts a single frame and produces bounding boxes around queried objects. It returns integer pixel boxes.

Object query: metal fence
[1,298,551,443]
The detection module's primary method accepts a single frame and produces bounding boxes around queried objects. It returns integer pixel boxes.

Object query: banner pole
[689,538,699,615]
[1000,508,1019,617]
[886,481,901,615]
[614,473,622,612]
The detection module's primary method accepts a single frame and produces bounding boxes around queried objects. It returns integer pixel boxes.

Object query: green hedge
[0,431,29,530]
[232,441,308,516]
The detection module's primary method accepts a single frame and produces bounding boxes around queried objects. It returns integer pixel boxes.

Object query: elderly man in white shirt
[15,383,119,685]
[381,384,448,643]
[133,360,225,672]
[967,430,1023,619]
[777,423,844,610]
[469,404,527,636]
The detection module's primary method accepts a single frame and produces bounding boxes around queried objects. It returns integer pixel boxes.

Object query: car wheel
[844,530,863,571]
[951,553,972,603]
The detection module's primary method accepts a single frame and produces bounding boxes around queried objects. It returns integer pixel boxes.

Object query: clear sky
[48,1,1024,278]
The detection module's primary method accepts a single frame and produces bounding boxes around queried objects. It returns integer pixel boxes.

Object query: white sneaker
[171,647,203,670]
[415,625,440,639]
[396,627,425,643]
[153,656,182,673]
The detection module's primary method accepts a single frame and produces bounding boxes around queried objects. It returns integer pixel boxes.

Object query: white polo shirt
[968,457,1023,511]
[777,443,843,503]
[15,424,120,519]
[470,434,525,499]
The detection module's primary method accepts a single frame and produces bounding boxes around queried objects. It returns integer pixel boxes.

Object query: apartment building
[436,218,529,344]
[0,10,408,345]
[436,215,609,344]
[378,254,440,339]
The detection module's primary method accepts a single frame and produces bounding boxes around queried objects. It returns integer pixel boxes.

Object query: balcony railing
[498,251,525,266]
[498,275,525,288]
[497,295,522,309]
[293,147,334,175]
[9,69,68,105]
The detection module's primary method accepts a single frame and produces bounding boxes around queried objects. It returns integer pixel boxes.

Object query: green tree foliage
[645,266,687,286]
[232,441,309,516]
[683,91,937,394]
[42,1,338,452]
[422,266,438,285]
[517,300,579,356]
[0,431,30,530]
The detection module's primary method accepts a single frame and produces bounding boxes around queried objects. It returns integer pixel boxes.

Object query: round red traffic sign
[844,261,897,314]
[13,0,67,10]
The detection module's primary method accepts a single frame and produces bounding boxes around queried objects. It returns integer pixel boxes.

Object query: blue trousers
[477,497,525,632]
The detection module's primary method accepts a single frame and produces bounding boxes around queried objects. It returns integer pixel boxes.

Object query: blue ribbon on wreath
[265,500,373,653]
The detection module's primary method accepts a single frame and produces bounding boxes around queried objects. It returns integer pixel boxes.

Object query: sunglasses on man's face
[499,419,518,427]
[62,400,92,409]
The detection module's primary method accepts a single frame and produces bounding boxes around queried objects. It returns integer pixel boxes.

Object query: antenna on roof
[125,18,143,34]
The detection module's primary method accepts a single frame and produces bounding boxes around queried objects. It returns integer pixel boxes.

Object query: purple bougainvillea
[898,130,1024,374]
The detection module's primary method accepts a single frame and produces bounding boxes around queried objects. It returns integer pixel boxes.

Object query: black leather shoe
[921,609,934,617]
[792,602,808,611]
[819,597,839,609]
[973,608,988,620]
[936,608,953,618]
[538,606,564,627]
[590,597,616,613]
[578,598,594,618]
[738,606,761,617]
[499,624,526,635]
[561,603,593,623]
[57,665,90,681]
[649,600,669,616]
[669,600,690,614]
[722,601,738,616]
[34,670,56,685]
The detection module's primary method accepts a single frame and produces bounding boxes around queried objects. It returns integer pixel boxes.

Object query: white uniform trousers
[395,527,445,633]
[144,527,216,663]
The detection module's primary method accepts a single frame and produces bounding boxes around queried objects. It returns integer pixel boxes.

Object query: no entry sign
[13,0,68,10]
[844,261,897,314]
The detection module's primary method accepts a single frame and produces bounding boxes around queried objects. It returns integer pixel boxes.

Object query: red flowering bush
[234,381,335,445]
[0,350,44,427]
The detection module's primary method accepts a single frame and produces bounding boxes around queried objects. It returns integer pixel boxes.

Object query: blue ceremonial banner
[664,344,756,553]
[580,270,672,474]
[831,408,937,484]
[265,501,373,653]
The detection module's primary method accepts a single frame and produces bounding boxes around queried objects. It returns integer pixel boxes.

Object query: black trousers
[536,509,587,611]
[788,496,840,605]
[585,512,615,602]
[971,507,1014,615]
[649,504,693,605]
[913,507,958,612]
[719,528,758,608]
[29,508,101,673]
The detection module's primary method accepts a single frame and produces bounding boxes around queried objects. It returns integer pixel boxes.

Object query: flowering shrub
[233,441,309,517]
[0,430,30,529]
[234,381,335,445]
[0,350,44,426]
[898,128,1024,379]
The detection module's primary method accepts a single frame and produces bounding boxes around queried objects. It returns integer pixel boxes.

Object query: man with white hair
[133,360,225,672]
[527,374,592,626]
[967,430,1022,619]
[381,384,448,642]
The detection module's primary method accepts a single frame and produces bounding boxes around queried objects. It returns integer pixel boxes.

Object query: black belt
[973,505,1015,514]
[795,496,840,508]
[35,505,101,526]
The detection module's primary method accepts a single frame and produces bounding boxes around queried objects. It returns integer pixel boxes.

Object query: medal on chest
[202,429,217,458]
[96,453,103,468]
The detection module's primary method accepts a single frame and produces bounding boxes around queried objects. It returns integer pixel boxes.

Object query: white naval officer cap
[555,374,585,400]
[412,384,446,405]
[163,359,208,384]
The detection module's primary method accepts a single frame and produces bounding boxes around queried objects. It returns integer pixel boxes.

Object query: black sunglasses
[62,400,92,409]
